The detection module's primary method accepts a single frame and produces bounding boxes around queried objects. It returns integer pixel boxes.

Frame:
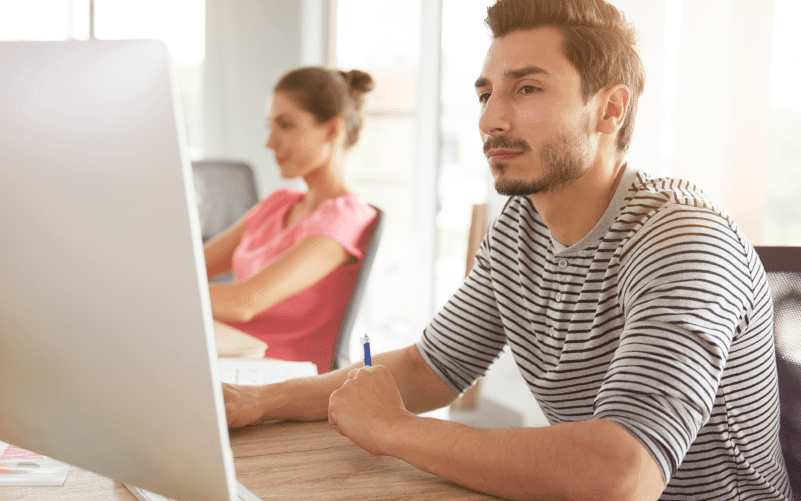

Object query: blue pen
[362,335,371,366]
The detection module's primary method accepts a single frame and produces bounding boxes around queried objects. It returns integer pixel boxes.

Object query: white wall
[203,0,329,198]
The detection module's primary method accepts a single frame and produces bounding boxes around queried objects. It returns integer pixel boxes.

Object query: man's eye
[520,85,539,94]
[478,92,490,103]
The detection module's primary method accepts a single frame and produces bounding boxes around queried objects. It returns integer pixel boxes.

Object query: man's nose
[478,93,511,137]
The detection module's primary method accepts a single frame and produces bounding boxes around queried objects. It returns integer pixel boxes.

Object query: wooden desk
[0,421,501,501]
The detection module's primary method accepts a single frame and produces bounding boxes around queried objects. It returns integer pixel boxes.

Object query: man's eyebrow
[505,66,550,79]
[474,77,490,89]
[474,66,551,89]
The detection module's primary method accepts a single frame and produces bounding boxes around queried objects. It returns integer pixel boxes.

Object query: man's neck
[530,160,627,248]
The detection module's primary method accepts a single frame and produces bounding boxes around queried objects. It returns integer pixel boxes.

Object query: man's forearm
[381,416,664,501]
[323,352,663,499]
[258,368,351,421]
[257,345,457,422]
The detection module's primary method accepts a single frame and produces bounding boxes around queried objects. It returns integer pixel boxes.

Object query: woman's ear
[325,116,347,146]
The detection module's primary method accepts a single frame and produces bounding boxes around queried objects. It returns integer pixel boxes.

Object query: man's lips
[487,149,524,161]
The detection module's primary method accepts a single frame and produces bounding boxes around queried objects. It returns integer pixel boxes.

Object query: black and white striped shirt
[417,166,792,499]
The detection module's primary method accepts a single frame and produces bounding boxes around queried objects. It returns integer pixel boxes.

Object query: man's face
[476,27,595,196]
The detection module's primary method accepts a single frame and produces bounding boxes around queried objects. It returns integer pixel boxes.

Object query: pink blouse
[225,187,376,373]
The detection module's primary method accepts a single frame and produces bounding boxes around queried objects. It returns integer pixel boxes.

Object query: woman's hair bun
[339,69,374,97]
[276,66,373,149]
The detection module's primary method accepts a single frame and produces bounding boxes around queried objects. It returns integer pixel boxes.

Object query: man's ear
[598,84,631,136]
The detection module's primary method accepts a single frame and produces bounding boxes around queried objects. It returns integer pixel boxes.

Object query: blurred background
[2,0,799,425]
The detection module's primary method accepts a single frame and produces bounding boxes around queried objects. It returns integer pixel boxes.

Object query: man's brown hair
[486,0,645,154]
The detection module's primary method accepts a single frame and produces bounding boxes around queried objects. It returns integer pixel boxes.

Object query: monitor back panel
[0,40,236,501]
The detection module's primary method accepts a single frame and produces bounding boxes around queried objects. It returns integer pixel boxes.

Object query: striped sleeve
[416,228,508,395]
[594,204,753,485]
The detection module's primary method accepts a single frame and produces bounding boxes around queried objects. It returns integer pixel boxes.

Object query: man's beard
[489,120,592,197]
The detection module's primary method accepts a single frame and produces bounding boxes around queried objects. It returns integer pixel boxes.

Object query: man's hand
[223,382,268,428]
[328,365,413,455]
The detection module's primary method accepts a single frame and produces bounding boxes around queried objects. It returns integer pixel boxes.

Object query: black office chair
[330,206,384,371]
[191,160,259,243]
[755,246,801,499]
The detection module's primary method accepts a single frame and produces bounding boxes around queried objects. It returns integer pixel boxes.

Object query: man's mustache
[483,136,533,156]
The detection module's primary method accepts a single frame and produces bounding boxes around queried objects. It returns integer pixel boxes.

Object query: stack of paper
[214,320,267,359]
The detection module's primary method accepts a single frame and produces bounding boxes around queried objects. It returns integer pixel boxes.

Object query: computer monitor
[0,40,253,501]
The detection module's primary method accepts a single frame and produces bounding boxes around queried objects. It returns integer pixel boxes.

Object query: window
[435,0,494,308]
[94,0,205,153]
[332,0,429,351]
[766,0,801,244]
[612,0,798,246]
[0,0,205,153]
[0,0,88,41]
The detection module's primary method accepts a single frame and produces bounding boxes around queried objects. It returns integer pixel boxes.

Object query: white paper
[0,441,71,486]
[218,359,318,386]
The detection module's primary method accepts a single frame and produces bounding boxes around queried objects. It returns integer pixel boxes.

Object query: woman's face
[265,91,335,179]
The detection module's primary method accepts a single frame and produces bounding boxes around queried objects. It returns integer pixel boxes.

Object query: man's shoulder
[617,171,754,270]
[625,171,725,216]
[617,171,740,236]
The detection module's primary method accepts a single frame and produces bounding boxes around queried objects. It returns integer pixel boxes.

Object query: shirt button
[549,327,555,336]
[555,292,562,302]
[558,259,568,269]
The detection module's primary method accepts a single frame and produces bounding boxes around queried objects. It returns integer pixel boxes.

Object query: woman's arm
[203,218,247,279]
[208,235,352,323]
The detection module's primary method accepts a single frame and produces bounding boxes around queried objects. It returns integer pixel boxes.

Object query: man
[224,0,792,499]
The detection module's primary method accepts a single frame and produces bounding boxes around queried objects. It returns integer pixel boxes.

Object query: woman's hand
[223,382,269,428]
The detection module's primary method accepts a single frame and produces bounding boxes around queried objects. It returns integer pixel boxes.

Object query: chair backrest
[330,206,384,371]
[191,160,259,242]
[754,246,801,499]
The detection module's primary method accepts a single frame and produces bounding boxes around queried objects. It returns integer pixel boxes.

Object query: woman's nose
[265,130,277,150]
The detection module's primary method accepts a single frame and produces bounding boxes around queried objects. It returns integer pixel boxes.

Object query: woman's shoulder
[300,192,377,251]
[316,192,376,221]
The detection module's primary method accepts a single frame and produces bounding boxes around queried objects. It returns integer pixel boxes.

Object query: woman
[203,67,377,373]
